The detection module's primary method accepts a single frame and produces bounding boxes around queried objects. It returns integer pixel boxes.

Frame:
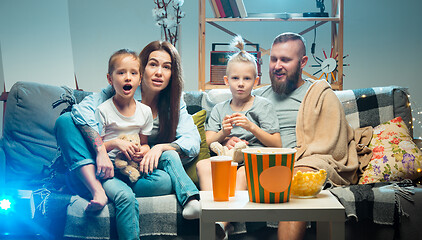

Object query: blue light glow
[0,199,12,211]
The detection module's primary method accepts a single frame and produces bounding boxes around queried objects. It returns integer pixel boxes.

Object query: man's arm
[295,80,359,186]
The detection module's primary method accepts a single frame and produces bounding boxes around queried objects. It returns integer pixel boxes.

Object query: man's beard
[270,64,301,95]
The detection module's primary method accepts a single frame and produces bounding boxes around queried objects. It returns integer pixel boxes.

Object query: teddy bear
[209,141,248,164]
[114,134,142,183]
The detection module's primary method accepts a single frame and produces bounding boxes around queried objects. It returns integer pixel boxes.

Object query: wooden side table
[199,190,345,240]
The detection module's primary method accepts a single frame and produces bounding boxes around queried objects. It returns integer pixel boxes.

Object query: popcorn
[290,169,327,197]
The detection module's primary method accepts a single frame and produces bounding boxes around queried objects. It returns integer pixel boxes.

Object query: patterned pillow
[359,117,422,184]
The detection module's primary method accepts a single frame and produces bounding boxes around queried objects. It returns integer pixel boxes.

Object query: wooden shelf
[0,92,8,102]
[198,0,344,91]
[203,82,227,90]
[203,82,268,91]
[206,16,341,22]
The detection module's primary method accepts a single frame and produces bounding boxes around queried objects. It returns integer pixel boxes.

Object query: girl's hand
[115,139,141,161]
[132,145,150,162]
[222,115,233,136]
[139,144,163,174]
[230,112,255,132]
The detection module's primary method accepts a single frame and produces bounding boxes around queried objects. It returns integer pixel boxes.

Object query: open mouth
[123,84,133,91]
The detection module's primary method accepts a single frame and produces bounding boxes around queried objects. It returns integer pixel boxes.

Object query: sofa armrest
[0,141,5,186]
[3,82,71,184]
[414,138,422,150]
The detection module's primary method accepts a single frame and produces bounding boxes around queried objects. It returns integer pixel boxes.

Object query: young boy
[196,36,281,239]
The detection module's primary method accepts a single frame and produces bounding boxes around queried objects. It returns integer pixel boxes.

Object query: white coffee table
[199,190,345,240]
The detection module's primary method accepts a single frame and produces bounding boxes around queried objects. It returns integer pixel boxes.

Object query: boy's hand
[230,112,255,132]
[222,115,233,136]
[224,136,249,150]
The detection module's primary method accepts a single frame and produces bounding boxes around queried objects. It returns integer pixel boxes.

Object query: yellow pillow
[359,117,422,184]
[184,110,210,184]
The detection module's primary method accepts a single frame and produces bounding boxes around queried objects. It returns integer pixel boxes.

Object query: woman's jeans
[132,150,200,206]
[54,112,173,240]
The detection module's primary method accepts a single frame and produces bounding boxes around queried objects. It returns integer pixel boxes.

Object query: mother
[54,41,201,239]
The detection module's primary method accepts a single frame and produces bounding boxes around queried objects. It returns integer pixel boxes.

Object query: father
[250,32,360,239]
[254,32,359,185]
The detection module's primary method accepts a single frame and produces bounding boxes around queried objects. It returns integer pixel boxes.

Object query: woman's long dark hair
[139,41,183,143]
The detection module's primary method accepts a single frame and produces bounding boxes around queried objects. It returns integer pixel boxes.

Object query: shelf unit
[198,0,344,90]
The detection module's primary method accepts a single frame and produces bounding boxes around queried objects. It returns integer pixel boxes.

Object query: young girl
[196,36,282,239]
[97,49,200,220]
[96,49,151,182]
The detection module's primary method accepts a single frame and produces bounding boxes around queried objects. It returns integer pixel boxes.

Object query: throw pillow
[359,117,422,184]
[184,109,210,184]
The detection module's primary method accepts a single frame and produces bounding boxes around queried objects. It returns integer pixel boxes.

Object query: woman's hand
[139,144,164,174]
[96,147,114,179]
[78,124,114,179]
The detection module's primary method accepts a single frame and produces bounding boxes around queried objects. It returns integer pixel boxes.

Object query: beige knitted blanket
[295,80,372,186]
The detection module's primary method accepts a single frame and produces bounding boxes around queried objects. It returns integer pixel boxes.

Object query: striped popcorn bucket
[242,148,296,203]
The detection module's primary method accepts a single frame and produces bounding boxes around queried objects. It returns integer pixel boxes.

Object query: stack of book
[209,0,247,18]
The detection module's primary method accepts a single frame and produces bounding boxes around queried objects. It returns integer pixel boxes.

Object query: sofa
[1,81,421,240]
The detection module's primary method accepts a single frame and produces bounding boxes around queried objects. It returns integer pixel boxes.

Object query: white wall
[67,0,200,92]
[0,0,75,90]
[0,43,4,135]
[343,0,422,138]
[1,0,422,138]
[67,0,159,91]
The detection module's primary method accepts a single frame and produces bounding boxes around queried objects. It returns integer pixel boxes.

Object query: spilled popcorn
[290,169,327,198]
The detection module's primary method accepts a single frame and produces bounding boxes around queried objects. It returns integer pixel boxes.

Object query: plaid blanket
[329,180,415,225]
[34,190,191,239]
[63,194,185,238]
[35,190,246,239]
[334,86,411,131]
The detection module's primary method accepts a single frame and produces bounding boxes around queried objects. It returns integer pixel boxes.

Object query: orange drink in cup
[229,162,238,197]
[210,156,232,201]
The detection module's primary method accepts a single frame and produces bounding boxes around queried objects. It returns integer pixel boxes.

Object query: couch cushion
[201,88,232,116]
[393,87,413,137]
[359,117,422,184]
[184,109,210,184]
[183,91,204,115]
[2,81,71,185]
[0,141,5,186]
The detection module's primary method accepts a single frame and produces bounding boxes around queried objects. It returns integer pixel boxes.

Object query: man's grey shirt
[253,80,312,148]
